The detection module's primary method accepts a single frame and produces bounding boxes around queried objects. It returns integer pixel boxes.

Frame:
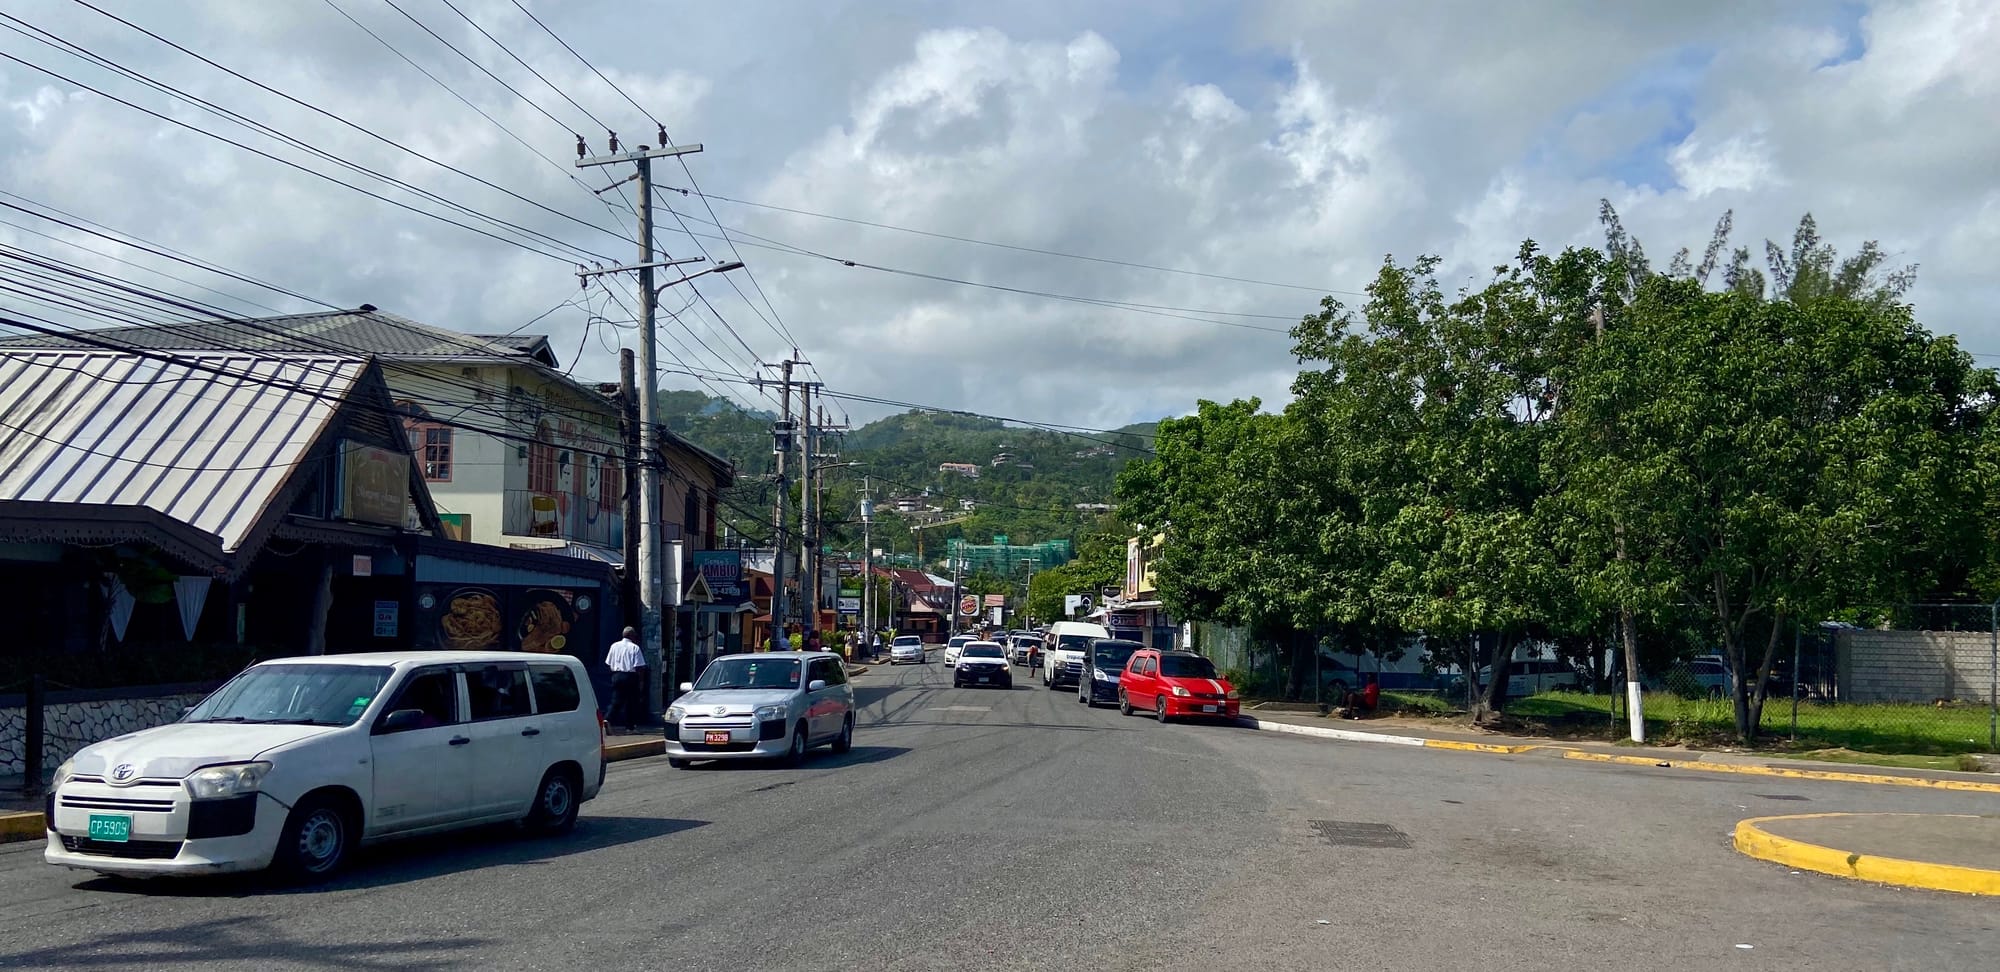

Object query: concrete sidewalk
[1735,813,2000,895]
[1238,708,2000,792]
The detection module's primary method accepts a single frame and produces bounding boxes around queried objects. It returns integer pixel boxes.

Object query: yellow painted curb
[0,811,46,844]
[1734,813,2000,896]
[1562,750,2000,794]
[604,739,664,762]
[1422,739,1541,754]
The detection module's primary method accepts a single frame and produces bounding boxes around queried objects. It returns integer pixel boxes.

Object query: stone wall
[0,691,210,777]
[1835,629,1998,704]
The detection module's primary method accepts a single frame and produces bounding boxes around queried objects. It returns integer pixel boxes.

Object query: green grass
[1504,690,1999,759]
[1382,690,1455,715]
[1787,749,1984,772]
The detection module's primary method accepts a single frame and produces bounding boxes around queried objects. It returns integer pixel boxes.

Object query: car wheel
[783,721,810,767]
[832,715,854,755]
[1119,690,1133,717]
[668,757,691,769]
[273,794,351,883]
[1156,697,1170,724]
[526,766,581,836]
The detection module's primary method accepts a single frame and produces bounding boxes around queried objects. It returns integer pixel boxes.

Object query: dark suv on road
[1079,638,1144,707]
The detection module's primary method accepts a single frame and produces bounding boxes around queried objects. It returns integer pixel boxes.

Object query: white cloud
[0,0,1994,432]
[1667,132,1780,198]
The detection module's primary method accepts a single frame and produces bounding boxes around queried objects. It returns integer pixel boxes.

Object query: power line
[1,14,611,266]
[657,213,1294,335]
[490,6,802,368]
[63,0,633,251]
[432,0,611,134]
[685,189,1361,297]
[376,0,578,139]
[0,45,590,266]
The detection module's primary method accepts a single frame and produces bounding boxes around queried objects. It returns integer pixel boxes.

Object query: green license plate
[87,814,131,843]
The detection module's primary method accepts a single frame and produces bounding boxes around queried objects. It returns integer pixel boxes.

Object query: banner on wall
[338,441,409,526]
[412,584,600,655]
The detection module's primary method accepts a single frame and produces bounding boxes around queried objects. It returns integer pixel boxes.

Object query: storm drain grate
[1754,794,1809,801]
[1309,820,1412,849]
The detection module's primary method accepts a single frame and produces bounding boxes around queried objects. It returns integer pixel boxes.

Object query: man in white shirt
[604,627,648,731]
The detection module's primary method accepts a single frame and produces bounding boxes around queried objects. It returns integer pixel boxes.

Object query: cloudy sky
[2,0,1996,429]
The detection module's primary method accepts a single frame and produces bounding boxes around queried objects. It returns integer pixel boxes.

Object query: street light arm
[653,260,745,298]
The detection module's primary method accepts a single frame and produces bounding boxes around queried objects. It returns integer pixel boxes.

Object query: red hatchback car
[1119,649,1239,722]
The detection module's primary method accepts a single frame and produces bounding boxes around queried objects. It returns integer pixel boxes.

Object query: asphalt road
[2,658,1996,971]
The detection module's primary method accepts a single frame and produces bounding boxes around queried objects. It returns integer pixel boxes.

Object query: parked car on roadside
[1007,634,1040,666]
[664,652,854,769]
[1120,649,1240,722]
[1079,638,1143,707]
[953,642,1013,689]
[44,651,604,882]
[889,637,926,666]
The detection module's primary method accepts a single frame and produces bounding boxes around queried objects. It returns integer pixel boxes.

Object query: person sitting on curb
[1342,675,1381,719]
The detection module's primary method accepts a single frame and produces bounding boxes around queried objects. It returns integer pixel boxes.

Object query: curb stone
[1734,813,2000,896]
[1,810,44,844]
[1237,715,2000,792]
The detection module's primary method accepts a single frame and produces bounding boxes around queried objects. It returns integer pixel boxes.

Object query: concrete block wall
[1835,629,1998,703]
[0,693,209,777]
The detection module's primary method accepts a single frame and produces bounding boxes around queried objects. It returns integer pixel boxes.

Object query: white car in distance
[942,634,976,667]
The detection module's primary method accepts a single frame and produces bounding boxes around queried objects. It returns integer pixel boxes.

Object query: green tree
[1562,268,1993,739]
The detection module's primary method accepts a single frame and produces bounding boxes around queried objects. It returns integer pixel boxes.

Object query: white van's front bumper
[43,779,288,877]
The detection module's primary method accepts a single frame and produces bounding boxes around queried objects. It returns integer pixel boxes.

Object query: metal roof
[0,307,546,364]
[0,350,369,553]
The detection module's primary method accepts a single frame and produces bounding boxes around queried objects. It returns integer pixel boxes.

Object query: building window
[529,422,557,493]
[598,455,623,521]
[406,425,452,482]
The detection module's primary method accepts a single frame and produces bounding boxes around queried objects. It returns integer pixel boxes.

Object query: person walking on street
[605,626,648,732]
[805,628,823,653]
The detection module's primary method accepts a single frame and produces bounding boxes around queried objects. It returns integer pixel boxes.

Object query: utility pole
[578,135,709,717]
[856,480,872,660]
[949,543,963,637]
[618,349,639,631]
[800,380,816,640]
[764,355,797,649]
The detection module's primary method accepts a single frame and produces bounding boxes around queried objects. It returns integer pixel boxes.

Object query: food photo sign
[412,584,599,656]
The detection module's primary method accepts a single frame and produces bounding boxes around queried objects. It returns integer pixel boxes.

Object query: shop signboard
[693,550,746,601]
[338,441,409,527]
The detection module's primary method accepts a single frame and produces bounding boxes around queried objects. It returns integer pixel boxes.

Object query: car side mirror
[378,709,425,734]
[808,679,828,692]
[679,682,695,693]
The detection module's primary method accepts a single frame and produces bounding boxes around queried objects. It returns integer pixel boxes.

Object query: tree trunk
[1742,613,1784,743]
[1473,631,1514,723]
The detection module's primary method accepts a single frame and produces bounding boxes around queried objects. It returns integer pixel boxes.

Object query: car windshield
[1056,634,1096,650]
[184,663,392,727]
[695,657,802,690]
[950,636,973,646]
[1093,641,1142,669]
[1160,655,1218,678]
[894,637,921,646]
[965,644,1004,658]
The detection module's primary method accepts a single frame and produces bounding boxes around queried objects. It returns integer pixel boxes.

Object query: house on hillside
[991,452,1017,467]
[940,462,981,478]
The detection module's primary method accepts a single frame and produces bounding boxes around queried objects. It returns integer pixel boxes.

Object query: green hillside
[658,390,1155,569]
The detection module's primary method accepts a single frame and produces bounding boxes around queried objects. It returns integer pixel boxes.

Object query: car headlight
[754,704,788,721]
[184,761,271,800]
[1092,668,1113,681]
[1225,688,1239,700]
[665,706,686,722]
[1171,685,1191,697]
[52,758,75,788]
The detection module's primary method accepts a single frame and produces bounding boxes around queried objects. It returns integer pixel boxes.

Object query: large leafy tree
[1562,230,1994,738]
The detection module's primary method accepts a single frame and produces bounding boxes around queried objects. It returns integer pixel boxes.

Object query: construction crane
[908,513,972,564]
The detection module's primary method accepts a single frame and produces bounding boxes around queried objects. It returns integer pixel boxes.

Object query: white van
[1041,621,1111,690]
[44,651,605,882]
